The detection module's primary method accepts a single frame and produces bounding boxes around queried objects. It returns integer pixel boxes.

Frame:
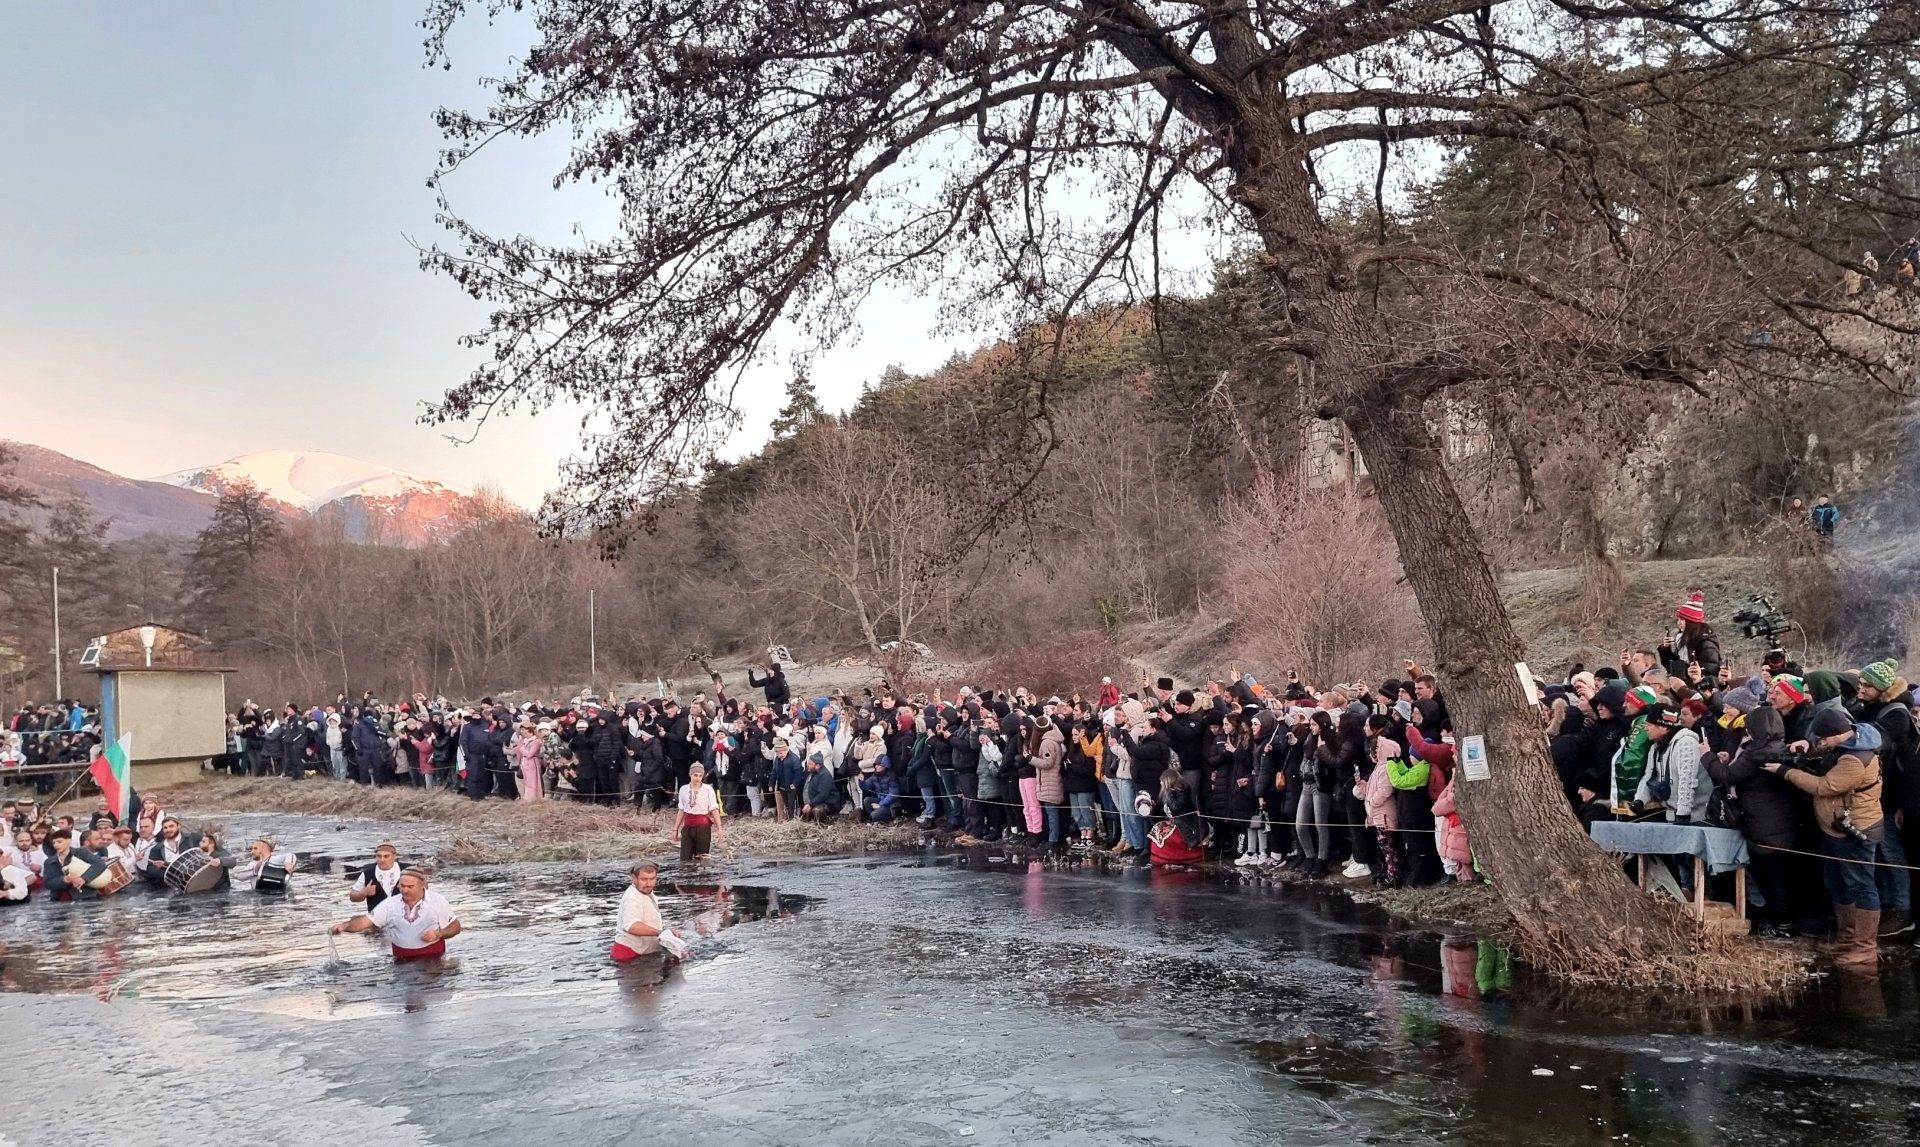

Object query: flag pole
[51,565,62,701]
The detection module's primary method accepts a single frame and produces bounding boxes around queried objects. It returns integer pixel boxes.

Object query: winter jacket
[43,844,110,899]
[747,667,791,709]
[802,766,841,811]
[1032,724,1066,804]
[1223,743,1260,822]
[860,769,900,811]
[885,722,918,779]
[1363,756,1399,830]
[1124,731,1175,797]
[976,736,1006,801]
[1614,717,1651,803]
[1162,780,1206,847]
[1573,709,1629,799]
[906,733,938,791]
[663,714,699,769]
[1779,736,1883,839]
[351,715,385,767]
[1703,704,1807,847]
[1855,685,1919,821]
[1163,710,1210,774]
[741,735,773,787]
[1639,727,1703,821]
[1064,733,1101,795]
[1662,633,1723,683]
[950,726,981,774]
[633,734,671,789]
[1432,782,1472,866]
[853,736,886,776]
[769,751,804,790]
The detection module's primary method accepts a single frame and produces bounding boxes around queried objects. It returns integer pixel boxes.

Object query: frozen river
[2,812,1917,1146]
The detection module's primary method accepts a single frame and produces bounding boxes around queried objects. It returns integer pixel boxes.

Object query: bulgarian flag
[89,732,133,824]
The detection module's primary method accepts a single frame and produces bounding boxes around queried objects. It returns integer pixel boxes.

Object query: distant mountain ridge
[1,440,215,540]
[160,449,484,545]
[3,442,489,545]
[160,449,472,511]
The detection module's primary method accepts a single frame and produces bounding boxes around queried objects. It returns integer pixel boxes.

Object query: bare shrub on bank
[1218,481,1426,686]
[971,632,1123,700]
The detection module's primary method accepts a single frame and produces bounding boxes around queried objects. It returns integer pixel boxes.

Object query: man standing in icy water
[613,861,687,962]
[331,867,462,960]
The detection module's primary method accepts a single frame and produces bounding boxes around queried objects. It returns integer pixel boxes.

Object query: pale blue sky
[0,2,946,503]
[0,2,1223,505]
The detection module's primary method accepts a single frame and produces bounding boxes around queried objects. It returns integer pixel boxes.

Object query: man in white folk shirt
[331,867,462,960]
[612,861,688,963]
[348,842,404,911]
[230,837,299,892]
[104,825,142,871]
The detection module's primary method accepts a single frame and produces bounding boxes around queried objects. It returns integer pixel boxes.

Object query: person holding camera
[1761,707,1885,968]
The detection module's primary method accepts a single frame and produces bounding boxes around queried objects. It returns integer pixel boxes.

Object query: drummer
[194,832,235,883]
[42,828,109,902]
[331,867,461,960]
[348,843,404,910]
[140,817,190,884]
[231,838,298,892]
[104,826,140,869]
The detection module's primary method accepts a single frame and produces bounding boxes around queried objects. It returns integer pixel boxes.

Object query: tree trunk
[1342,393,1697,976]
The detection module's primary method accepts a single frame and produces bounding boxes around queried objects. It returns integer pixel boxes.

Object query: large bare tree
[420,0,1920,980]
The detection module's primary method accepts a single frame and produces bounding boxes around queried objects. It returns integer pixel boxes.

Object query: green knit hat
[1860,659,1899,691]
[1626,685,1660,712]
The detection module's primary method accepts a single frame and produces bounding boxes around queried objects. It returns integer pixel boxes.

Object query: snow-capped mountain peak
[161,449,471,511]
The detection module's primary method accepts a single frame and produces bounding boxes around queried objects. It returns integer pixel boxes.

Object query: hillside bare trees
[738,424,972,677]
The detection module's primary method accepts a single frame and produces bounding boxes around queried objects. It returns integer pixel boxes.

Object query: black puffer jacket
[1163,779,1207,847]
[1703,705,1807,849]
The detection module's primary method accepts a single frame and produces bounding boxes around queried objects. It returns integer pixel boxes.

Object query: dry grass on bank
[145,774,924,863]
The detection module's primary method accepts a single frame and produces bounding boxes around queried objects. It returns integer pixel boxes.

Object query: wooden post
[1735,867,1748,920]
[1638,854,1648,891]
[1692,856,1706,920]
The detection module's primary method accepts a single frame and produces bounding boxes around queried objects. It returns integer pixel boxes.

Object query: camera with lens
[1753,744,1833,776]
[1730,593,1792,642]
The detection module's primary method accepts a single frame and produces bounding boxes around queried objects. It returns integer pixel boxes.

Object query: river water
[2,812,1916,1147]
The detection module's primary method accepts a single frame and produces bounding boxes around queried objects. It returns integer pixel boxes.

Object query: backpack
[1702,785,1744,832]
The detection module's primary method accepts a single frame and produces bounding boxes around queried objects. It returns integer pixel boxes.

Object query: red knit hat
[1675,591,1706,625]
[1771,674,1810,706]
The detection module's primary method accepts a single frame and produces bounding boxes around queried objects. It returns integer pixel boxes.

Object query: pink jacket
[1431,781,1473,865]
[1359,739,1398,830]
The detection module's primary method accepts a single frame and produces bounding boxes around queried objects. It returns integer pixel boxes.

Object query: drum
[61,856,135,897]
[255,863,290,894]
[163,849,227,894]
[94,858,135,896]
